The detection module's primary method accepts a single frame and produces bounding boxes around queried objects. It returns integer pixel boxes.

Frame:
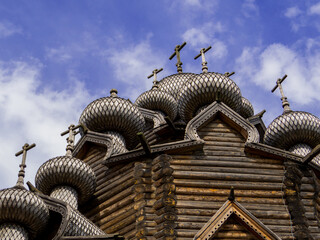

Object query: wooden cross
[148,68,163,87]
[194,46,212,73]
[271,74,291,113]
[169,42,187,73]
[14,143,36,189]
[61,124,82,156]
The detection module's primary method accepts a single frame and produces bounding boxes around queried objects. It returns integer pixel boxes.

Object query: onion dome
[79,89,145,149]
[178,72,242,123]
[239,97,254,118]
[264,75,320,156]
[35,156,96,205]
[264,111,320,150]
[0,188,49,238]
[135,82,178,120]
[157,73,196,99]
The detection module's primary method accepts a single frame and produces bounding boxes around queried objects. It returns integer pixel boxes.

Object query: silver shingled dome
[178,72,242,122]
[35,156,96,204]
[240,97,254,118]
[157,73,196,99]
[264,111,320,150]
[135,85,178,120]
[79,89,145,149]
[0,188,49,238]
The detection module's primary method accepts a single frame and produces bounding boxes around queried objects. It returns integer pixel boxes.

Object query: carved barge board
[170,119,294,240]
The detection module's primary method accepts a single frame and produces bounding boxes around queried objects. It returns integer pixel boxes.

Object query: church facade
[1,42,320,240]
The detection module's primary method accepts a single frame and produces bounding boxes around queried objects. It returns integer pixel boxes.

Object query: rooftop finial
[14,143,36,189]
[224,72,235,77]
[61,124,82,156]
[271,74,291,113]
[169,42,187,73]
[194,46,212,73]
[110,89,118,97]
[148,68,163,89]
[228,186,235,201]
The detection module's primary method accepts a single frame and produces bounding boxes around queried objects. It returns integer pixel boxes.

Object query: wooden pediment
[193,198,281,240]
[185,101,260,143]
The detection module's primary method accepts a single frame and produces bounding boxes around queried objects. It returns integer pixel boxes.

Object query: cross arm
[194,46,212,60]
[169,42,186,60]
[271,74,287,93]
[147,68,163,79]
[15,143,36,157]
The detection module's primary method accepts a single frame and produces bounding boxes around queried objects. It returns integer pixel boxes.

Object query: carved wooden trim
[105,140,204,166]
[73,131,113,159]
[185,101,260,143]
[138,107,166,128]
[193,199,281,240]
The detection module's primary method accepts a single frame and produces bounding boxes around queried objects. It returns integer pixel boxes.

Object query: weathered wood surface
[81,146,137,239]
[170,119,294,240]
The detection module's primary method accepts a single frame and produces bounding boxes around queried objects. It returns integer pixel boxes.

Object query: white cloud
[242,0,259,18]
[235,42,320,106]
[106,36,167,100]
[0,61,91,189]
[285,6,302,18]
[0,21,21,38]
[309,2,320,15]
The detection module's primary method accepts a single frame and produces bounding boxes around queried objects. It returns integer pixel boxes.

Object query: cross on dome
[148,68,163,88]
[14,143,36,189]
[271,74,291,113]
[61,124,82,156]
[169,42,186,73]
[194,46,212,73]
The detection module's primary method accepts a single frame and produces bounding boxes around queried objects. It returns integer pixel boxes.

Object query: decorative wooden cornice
[138,107,166,128]
[193,197,282,240]
[73,131,113,159]
[105,139,204,166]
[185,101,260,143]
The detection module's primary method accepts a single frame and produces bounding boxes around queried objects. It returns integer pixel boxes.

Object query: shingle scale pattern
[178,72,242,122]
[79,96,145,149]
[135,88,178,120]
[0,188,49,238]
[35,156,96,204]
[264,111,320,150]
[0,223,29,240]
[240,97,254,118]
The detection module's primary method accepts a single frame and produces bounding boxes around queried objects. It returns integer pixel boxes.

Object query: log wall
[81,146,137,239]
[170,119,295,240]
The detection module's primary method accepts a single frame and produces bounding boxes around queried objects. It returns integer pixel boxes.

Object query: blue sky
[1,0,320,189]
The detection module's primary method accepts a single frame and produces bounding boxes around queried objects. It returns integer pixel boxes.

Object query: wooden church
[1,42,320,240]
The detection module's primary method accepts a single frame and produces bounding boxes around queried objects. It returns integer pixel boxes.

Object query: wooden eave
[193,199,282,240]
[105,139,204,166]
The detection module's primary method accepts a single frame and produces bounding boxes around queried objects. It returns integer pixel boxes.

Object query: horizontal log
[203,145,245,152]
[176,200,289,212]
[153,167,174,181]
[118,222,136,237]
[89,193,134,219]
[173,179,283,190]
[202,141,245,147]
[103,213,136,233]
[95,169,134,196]
[200,136,244,143]
[171,165,284,176]
[171,155,284,165]
[203,150,246,157]
[176,229,198,238]
[99,208,136,230]
[300,183,315,192]
[176,195,285,204]
[173,170,283,183]
[175,187,283,198]
[199,131,243,138]
[96,202,135,226]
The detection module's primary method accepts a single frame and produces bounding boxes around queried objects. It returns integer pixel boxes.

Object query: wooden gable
[193,196,282,240]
